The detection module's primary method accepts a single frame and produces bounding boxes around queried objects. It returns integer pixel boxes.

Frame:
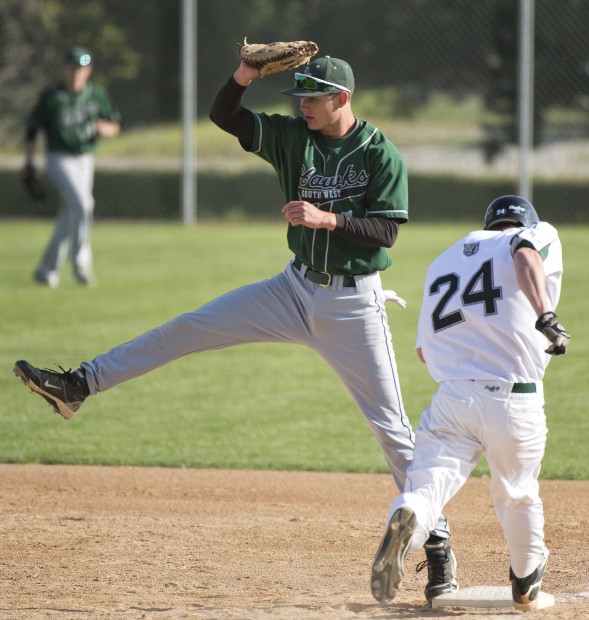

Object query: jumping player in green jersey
[14,53,457,603]
[23,46,121,288]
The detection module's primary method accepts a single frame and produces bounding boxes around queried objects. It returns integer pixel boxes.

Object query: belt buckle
[316,271,332,287]
[305,267,332,287]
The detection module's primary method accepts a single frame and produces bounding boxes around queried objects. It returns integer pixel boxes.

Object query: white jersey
[416,222,562,383]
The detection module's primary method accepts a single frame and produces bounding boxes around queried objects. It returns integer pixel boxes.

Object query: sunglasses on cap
[294,72,351,93]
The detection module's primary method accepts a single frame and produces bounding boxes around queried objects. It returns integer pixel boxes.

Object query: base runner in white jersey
[370,195,571,611]
[14,51,458,602]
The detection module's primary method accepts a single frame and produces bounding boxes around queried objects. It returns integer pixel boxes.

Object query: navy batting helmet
[483,195,539,230]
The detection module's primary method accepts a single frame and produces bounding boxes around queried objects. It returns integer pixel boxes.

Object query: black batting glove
[535,311,571,355]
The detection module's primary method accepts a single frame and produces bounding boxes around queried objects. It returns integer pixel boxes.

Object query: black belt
[293,256,356,288]
[512,382,536,393]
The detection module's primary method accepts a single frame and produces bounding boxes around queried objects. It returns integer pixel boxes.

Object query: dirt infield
[1,465,587,619]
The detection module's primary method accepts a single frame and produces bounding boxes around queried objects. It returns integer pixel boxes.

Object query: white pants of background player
[389,378,548,578]
[81,258,450,539]
[35,152,95,285]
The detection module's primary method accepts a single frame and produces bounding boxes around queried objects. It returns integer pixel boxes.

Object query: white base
[432,586,555,610]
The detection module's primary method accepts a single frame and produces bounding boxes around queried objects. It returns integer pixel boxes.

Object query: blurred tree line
[2,0,589,158]
[484,0,589,160]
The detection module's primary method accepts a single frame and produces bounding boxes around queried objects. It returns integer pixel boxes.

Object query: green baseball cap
[280,56,355,97]
[64,46,93,67]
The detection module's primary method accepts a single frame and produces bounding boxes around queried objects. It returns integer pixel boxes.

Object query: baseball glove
[535,311,571,355]
[21,163,47,203]
[238,37,319,77]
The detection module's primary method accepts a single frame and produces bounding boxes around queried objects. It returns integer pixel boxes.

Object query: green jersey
[26,82,120,154]
[249,113,408,275]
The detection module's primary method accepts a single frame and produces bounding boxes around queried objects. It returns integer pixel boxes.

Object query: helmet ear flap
[483,195,539,230]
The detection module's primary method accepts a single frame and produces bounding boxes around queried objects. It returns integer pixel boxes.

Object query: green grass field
[2,220,587,478]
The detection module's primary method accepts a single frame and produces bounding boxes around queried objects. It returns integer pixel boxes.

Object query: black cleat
[13,360,88,420]
[416,535,459,603]
[371,507,416,602]
[510,557,547,612]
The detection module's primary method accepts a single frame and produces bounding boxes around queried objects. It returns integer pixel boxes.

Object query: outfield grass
[2,220,587,478]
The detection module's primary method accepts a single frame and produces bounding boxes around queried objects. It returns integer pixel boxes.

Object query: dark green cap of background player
[280,56,355,97]
[64,46,93,67]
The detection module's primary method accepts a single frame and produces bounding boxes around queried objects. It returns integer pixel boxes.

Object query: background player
[370,195,570,611]
[14,53,456,601]
[23,46,121,287]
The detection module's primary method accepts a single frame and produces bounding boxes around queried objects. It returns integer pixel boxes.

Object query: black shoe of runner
[510,557,547,612]
[371,507,416,602]
[416,535,459,603]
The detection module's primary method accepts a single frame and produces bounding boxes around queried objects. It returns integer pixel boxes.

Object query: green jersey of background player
[27,78,118,155]
[14,53,457,604]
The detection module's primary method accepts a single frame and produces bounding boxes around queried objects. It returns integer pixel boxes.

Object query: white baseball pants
[36,152,95,283]
[390,378,548,577]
